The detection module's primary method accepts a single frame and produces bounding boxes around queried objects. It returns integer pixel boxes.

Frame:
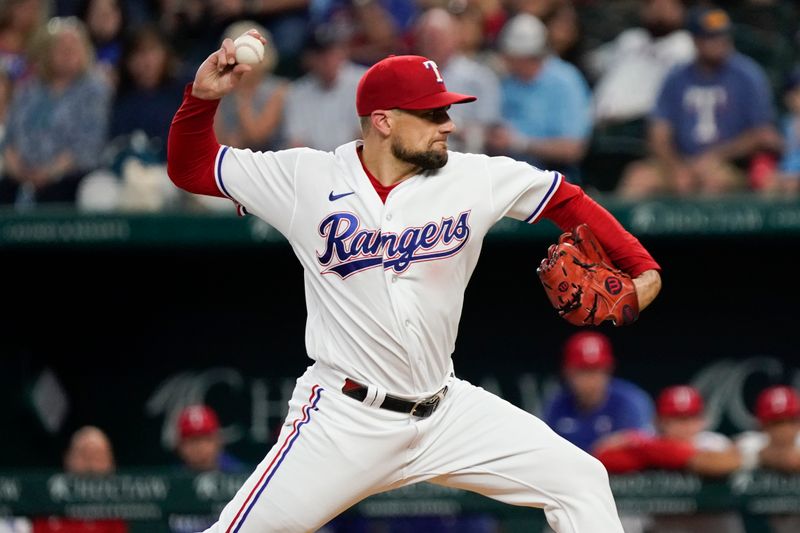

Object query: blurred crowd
[0,0,798,212]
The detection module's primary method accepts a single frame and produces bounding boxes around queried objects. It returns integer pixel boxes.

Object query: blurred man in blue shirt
[618,6,781,198]
[486,13,592,182]
[543,331,654,452]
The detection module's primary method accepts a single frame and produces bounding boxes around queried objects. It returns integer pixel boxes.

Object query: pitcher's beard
[391,139,448,170]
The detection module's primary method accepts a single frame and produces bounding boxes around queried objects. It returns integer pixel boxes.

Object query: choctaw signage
[47,474,169,503]
[0,470,797,520]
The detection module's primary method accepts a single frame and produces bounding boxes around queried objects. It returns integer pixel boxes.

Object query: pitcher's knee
[568,448,611,491]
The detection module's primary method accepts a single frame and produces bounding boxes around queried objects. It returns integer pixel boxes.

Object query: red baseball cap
[177,405,220,439]
[756,386,800,424]
[562,331,614,371]
[657,386,704,418]
[356,55,476,116]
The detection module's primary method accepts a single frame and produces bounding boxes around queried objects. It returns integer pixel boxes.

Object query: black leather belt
[342,378,448,418]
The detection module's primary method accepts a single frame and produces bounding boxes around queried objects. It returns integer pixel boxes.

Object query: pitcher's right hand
[191,31,266,100]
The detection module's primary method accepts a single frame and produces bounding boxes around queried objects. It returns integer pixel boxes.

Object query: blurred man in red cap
[543,331,655,452]
[176,405,244,473]
[596,385,741,475]
[735,386,800,533]
[736,385,800,472]
[596,385,744,533]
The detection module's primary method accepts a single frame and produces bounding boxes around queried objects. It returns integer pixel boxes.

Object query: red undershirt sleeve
[166,83,225,198]
[540,181,661,277]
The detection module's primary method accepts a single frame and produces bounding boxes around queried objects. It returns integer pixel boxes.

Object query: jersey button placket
[381,196,424,390]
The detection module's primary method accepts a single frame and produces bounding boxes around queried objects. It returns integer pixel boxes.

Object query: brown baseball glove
[537,224,639,326]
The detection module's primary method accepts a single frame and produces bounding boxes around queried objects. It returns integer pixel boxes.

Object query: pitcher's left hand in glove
[537,223,639,326]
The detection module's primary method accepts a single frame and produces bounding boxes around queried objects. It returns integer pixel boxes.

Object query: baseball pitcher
[166,31,663,533]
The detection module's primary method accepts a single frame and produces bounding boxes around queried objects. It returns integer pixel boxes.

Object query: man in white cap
[487,13,592,181]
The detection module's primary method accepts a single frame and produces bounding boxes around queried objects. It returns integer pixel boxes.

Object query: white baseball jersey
[200,136,625,533]
[736,430,800,470]
[214,140,561,397]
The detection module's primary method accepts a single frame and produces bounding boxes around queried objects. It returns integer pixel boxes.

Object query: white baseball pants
[203,363,623,533]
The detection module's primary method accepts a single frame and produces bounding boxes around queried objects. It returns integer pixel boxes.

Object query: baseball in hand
[234,34,265,65]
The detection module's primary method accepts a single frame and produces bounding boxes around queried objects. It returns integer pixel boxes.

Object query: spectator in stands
[769,67,800,195]
[311,0,416,56]
[176,404,244,473]
[588,0,695,129]
[486,13,591,181]
[78,0,127,83]
[0,69,11,148]
[284,24,365,151]
[540,0,582,67]
[159,0,310,76]
[0,0,48,82]
[340,0,412,67]
[0,16,111,207]
[735,385,800,533]
[156,0,215,72]
[28,427,119,532]
[413,8,501,153]
[617,6,782,198]
[596,385,745,533]
[215,21,287,153]
[512,0,583,62]
[109,24,186,161]
[449,0,507,54]
[64,425,115,474]
[31,426,127,533]
[242,0,311,68]
[542,331,654,453]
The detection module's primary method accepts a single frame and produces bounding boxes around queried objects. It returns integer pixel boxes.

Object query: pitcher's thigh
[419,381,622,533]
[206,385,400,533]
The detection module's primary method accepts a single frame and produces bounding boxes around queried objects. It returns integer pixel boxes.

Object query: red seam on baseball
[236,42,263,62]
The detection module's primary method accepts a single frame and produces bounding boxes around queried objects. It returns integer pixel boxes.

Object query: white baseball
[234,34,265,65]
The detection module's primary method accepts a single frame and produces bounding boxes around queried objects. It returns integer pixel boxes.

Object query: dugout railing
[1,470,799,532]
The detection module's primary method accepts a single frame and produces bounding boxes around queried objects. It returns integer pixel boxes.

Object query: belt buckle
[410,386,448,418]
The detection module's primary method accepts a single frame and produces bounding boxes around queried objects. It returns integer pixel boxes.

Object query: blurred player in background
[543,331,654,453]
[736,385,800,533]
[170,406,247,533]
[595,385,744,533]
[737,385,800,472]
[176,404,244,473]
